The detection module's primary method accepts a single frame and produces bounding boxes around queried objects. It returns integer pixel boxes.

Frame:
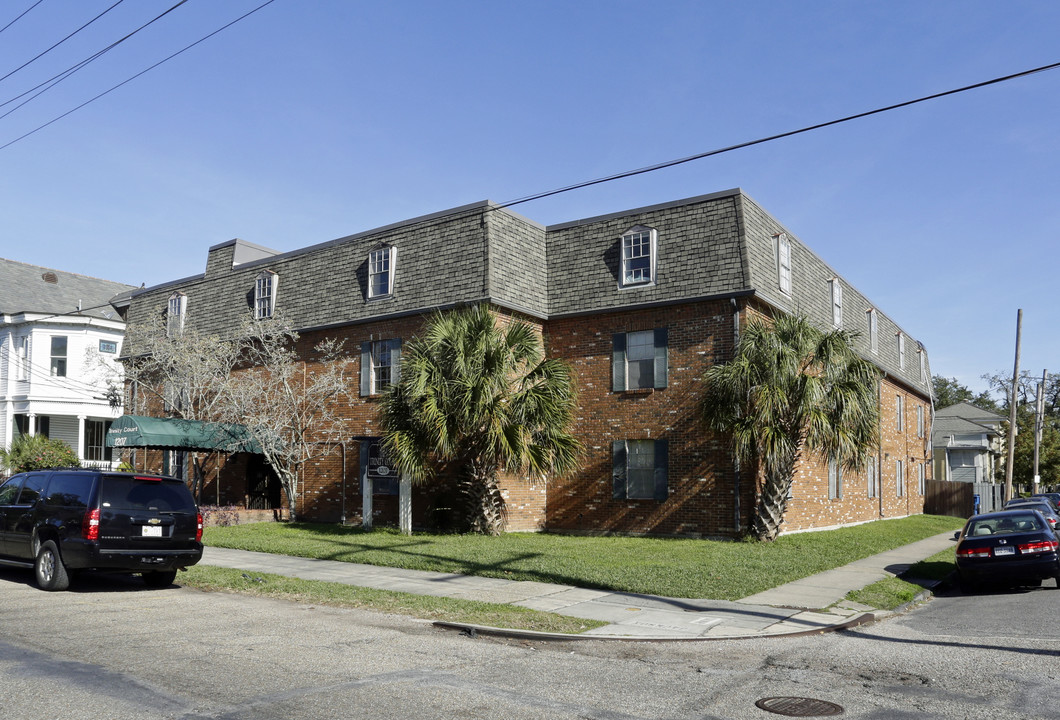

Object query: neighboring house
[0,258,135,467]
[932,402,1005,483]
[116,189,933,537]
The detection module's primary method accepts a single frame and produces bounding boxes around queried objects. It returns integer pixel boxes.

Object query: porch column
[77,415,86,461]
[362,476,373,530]
[1,401,10,450]
[27,412,36,436]
[399,475,411,535]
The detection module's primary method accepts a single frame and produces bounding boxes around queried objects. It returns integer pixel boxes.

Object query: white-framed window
[620,226,657,288]
[368,245,397,298]
[896,394,904,433]
[919,347,926,381]
[360,338,401,396]
[916,405,925,438]
[896,459,905,497]
[897,332,905,370]
[167,292,186,337]
[867,309,878,354]
[830,277,843,328]
[50,336,67,377]
[254,271,278,319]
[866,455,878,498]
[612,328,667,391]
[775,232,792,295]
[828,458,843,500]
[612,439,668,500]
[918,463,926,495]
[15,335,28,381]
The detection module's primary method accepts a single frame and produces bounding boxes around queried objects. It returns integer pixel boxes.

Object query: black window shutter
[653,439,669,501]
[360,342,372,396]
[653,327,668,389]
[612,333,627,392]
[612,440,627,499]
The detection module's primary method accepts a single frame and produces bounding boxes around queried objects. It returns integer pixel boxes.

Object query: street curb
[432,611,877,642]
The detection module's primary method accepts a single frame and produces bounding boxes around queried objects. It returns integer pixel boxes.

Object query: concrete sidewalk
[197,530,958,641]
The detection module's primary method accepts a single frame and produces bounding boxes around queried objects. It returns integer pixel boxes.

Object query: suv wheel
[35,540,70,591]
[143,570,178,588]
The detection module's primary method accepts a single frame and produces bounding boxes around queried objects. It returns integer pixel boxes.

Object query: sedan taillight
[196,513,203,543]
[83,508,100,541]
[1018,539,1059,555]
[956,546,992,559]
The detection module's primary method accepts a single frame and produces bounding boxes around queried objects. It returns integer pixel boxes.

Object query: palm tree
[702,312,880,541]
[379,304,581,534]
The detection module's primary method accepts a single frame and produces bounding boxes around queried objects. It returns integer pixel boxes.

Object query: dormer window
[830,277,843,328]
[620,226,656,288]
[167,292,186,337]
[775,233,792,295]
[255,271,278,319]
[867,308,878,354]
[897,331,906,370]
[368,245,397,298]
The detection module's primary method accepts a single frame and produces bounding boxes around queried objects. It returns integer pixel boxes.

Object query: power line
[0,0,277,153]
[0,0,45,38]
[0,0,126,87]
[493,60,1060,211]
[0,0,191,120]
[0,342,122,398]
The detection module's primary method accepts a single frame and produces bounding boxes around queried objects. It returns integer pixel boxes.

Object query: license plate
[994,546,1015,556]
[141,525,163,537]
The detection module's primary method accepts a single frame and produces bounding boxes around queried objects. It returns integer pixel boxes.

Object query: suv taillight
[83,508,100,541]
[196,512,203,543]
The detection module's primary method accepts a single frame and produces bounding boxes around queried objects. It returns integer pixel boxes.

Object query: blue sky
[1,1,1057,396]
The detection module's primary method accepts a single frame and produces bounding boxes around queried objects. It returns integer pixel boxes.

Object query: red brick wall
[544,299,743,537]
[777,378,930,533]
[123,301,930,536]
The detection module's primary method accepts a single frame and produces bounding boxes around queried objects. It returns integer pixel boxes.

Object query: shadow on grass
[264,523,593,590]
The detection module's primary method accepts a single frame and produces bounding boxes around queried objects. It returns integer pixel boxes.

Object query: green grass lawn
[204,514,963,601]
[845,547,957,610]
[180,565,607,634]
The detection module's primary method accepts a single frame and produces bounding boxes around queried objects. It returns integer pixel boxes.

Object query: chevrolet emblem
[147,518,161,525]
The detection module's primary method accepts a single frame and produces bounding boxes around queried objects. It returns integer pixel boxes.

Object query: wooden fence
[924,480,1006,518]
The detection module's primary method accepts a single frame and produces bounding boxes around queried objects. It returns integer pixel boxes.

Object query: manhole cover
[755,696,844,716]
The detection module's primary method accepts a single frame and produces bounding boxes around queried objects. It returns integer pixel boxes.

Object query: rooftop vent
[42,272,58,284]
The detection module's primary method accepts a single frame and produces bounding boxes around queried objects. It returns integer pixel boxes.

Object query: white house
[0,259,136,467]
[931,402,1005,483]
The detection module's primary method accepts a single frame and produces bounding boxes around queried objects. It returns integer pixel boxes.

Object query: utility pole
[1033,369,1047,493]
[1004,309,1022,502]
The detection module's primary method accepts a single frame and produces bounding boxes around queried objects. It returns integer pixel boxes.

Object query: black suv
[0,468,203,591]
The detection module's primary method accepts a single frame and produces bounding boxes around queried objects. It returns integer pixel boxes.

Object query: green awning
[106,415,261,454]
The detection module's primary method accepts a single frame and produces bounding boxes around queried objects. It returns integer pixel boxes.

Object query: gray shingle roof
[932,415,999,449]
[0,257,135,321]
[122,190,932,397]
[935,402,1004,424]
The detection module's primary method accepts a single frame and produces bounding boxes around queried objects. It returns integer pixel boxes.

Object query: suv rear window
[44,473,94,508]
[101,475,196,513]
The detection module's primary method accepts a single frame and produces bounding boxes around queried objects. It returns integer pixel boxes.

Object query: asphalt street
[0,567,1058,719]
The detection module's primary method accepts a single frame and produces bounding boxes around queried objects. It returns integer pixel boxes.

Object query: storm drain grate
[755,696,844,716]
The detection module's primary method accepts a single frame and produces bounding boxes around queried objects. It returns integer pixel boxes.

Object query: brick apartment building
[115,188,932,537]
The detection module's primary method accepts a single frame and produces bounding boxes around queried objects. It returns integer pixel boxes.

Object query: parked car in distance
[1003,499,1060,531]
[955,509,1060,592]
[0,468,203,591]
[1030,492,1060,512]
